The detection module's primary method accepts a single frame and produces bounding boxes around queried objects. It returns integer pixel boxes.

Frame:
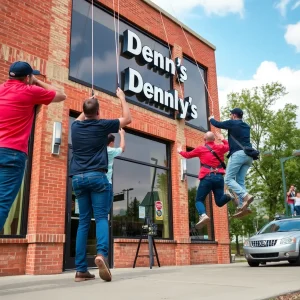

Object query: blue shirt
[106,147,123,184]
[210,118,252,157]
[70,119,120,176]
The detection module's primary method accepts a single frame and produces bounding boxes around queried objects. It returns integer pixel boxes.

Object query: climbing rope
[169,5,215,115]
[113,0,120,87]
[90,0,94,96]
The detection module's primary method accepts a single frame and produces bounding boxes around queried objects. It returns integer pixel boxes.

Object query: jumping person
[70,88,131,282]
[107,129,126,207]
[209,108,254,218]
[0,61,66,232]
[178,132,237,229]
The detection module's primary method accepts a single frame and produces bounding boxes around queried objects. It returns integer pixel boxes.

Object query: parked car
[243,217,300,267]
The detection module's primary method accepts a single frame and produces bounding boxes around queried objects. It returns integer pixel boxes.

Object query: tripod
[133,217,160,269]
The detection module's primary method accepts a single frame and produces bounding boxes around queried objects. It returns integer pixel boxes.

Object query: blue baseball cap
[9,61,40,78]
[230,108,243,118]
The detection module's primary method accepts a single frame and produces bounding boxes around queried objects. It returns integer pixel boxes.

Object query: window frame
[183,54,210,133]
[112,129,173,240]
[69,0,174,120]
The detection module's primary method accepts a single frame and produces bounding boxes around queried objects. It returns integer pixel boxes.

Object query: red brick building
[0,0,230,276]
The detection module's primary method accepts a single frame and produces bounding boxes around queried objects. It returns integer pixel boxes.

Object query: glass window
[112,160,170,239]
[187,176,213,241]
[0,167,27,235]
[185,148,214,241]
[113,132,168,167]
[183,56,208,131]
[70,0,171,116]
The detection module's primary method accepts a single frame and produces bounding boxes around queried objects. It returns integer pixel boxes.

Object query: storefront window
[183,56,208,131]
[112,132,170,239]
[0,169,27,236]
[186,153,214,241]
[0,131,33,237]
[70,0,171,116]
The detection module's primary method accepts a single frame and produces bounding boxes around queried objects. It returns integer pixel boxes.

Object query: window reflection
[70,0,171,115]
[186,153,200,177]
[187,176,213,241]
[183,57,208,131]
[114,132,167,167]
[112,160,169,239]
[0,163,27,236]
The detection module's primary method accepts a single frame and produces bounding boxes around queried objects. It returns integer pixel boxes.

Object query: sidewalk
[0,262,299,300]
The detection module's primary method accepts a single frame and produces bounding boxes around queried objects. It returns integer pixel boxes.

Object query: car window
[259,220,300,234]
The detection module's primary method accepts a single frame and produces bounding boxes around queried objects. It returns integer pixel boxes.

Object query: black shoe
[74,271,95,282]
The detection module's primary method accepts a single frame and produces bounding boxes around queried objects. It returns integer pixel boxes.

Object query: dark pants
[195,173,231,215]
[0,148,27,232]
[294,206,300,216]
[72,171,110,272]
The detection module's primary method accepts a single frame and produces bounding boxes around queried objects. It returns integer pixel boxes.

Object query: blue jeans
[294,205,300,216]
[0,148,27,232]
[289,203,295,216]
[109,183,113,211]
[72,171,110,272]
[195,173,231,215]
[225,150,253,206]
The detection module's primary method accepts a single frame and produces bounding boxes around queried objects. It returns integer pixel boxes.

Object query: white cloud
[292,0,300,9]
[217,61,300,126]
[275,0,291,16]
[150,0,245,18]
[285,22,300,52]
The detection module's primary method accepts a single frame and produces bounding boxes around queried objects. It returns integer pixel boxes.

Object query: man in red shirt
[178,131,237,229]
[0,61,66,232]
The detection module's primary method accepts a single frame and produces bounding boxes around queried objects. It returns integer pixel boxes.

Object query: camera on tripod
[142,222,158,236]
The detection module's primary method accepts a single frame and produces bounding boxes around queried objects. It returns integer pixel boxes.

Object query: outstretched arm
[209,116,233,129]
[117,88,132,128]
[119,129,125,152]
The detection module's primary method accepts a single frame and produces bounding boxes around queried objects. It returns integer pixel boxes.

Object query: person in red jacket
[178,131,237,229]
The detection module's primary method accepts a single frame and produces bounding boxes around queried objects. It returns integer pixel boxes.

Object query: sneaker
[195,214,210,230]
[74,271,95,282]
[95,254,112,282]
[241,194,254,210]
[225,189,239,206]
[232,207,252,219]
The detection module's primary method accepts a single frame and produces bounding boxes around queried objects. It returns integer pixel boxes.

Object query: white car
[243,217,300,267]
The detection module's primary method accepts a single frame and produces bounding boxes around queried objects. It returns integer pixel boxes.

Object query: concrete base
[0,262,299,300]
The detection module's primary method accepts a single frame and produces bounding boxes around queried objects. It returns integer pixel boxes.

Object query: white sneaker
[195,214,210,230]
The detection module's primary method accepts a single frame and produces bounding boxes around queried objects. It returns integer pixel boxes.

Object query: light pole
[264,150,300,216]
[122,188,134,214]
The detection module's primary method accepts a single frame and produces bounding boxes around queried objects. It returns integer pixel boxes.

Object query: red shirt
[180,140,229,179]
[0,80,56,154]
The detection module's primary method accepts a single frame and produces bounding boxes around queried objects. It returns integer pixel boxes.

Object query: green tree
[222,82,300,219]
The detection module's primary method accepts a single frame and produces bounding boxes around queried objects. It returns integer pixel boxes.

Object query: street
[0,262,299,300]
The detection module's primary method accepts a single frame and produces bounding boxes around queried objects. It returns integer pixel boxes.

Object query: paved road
[0,262,299,300]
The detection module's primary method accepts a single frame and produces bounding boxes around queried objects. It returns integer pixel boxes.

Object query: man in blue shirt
[70,88,131,282]
[107,128,126,207]
[209,108,254,218]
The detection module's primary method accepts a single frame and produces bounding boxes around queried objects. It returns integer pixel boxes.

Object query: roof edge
[142,0,216,51]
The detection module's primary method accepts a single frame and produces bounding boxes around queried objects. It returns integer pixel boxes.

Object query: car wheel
[288,247,300,265]
[247,261,260,267]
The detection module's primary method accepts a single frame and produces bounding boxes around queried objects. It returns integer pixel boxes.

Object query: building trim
[142,0,217,50]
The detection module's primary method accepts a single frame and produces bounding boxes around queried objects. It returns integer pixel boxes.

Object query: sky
[151,0,300,125]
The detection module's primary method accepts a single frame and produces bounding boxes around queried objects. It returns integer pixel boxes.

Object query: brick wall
[0,0,230,276]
